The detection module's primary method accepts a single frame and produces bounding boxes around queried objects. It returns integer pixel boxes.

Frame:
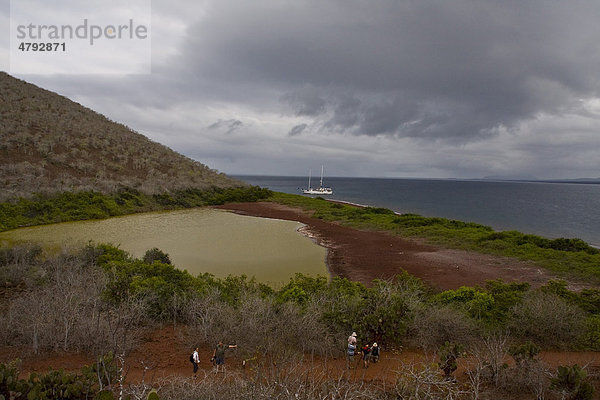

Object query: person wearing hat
[347,336,357,369]
[346,332,359,369]
[348,332,357,345]
[371,342,380,363]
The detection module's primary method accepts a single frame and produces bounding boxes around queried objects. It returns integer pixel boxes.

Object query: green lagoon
[0,209,328,285]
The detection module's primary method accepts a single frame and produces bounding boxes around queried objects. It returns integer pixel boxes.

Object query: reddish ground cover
[215,201,566,290]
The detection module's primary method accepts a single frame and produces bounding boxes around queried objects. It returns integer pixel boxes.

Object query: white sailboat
[302,166,333,195]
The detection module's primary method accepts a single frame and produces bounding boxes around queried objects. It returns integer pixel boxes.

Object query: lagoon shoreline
[216,201,571,290]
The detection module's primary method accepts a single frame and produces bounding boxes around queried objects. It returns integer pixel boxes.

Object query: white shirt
[193,350,200,363]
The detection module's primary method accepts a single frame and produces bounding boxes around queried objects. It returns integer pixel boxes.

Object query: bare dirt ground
[215,201,569,290]
[5,325,600,393]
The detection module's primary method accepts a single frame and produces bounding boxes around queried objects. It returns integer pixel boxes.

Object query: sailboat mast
[320,165,324,188]
[308,169,312,189]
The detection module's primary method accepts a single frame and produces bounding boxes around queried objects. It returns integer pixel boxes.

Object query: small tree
[438,341,464,378]
[143,248,171,265]
[509,341,540,366]
[551,364,594,400]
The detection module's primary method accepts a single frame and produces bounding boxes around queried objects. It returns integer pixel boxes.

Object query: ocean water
[234,175,600,247]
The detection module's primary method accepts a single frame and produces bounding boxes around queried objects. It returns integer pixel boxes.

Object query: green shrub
[582,315,600,351]
[0,360,117,400]
[95,390,115,400]
[438,341,464,377]
[551,364,594,400]
[0,360,24,397]
[143,248,172,265]
[434,286,495,321]
[509,341,540,365]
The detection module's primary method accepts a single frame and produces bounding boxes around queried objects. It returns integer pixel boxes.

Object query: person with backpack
[190,347,200,377]
[361,343,372,368]
[347,341,357,369]
[371,342,380,363]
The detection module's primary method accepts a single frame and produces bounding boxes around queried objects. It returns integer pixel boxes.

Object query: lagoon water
[0,208,328,285]
[235,175,600,248]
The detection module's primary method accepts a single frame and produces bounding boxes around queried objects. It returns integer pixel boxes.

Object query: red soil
[6,325,600,391]
[215,201,571,290]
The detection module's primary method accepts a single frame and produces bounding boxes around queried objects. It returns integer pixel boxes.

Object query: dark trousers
[193,362,198,373]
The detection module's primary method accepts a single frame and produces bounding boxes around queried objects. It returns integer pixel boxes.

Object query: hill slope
[0,72,242,201]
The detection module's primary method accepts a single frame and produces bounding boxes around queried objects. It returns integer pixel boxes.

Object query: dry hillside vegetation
[0,72,241,201]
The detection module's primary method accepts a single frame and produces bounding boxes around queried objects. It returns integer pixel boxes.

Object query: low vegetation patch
[0,186,271,232]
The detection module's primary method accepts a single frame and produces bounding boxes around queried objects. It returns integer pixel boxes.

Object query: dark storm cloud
[180,0,600,141]
[280,85,326,116]
[208,119,244,134]
[288,123,308,136]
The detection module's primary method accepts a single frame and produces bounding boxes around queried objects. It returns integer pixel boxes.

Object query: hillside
[0,72,242,201]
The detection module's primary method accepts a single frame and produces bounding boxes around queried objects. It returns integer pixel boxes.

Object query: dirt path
[7,326,600,389]
[215,201,566,290]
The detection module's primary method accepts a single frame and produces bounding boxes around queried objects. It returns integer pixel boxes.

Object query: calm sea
[234,175,600,247]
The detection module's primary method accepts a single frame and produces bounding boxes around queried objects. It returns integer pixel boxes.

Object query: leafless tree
[408,304,477,351]
[509,292,586,347]
[393,361,470,400]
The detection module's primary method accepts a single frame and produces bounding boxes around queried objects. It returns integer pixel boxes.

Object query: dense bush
[0,360,101,400]
[508,292,587,348]
[408,304,477,350]
[143,247,172,265]
[434,280,530,326]
[551,364,595,400]
[479,231,599,255]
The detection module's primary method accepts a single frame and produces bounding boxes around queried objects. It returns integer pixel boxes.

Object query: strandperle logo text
[15,19,148,45]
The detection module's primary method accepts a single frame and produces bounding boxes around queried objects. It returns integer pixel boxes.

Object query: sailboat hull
[302,188,333,195]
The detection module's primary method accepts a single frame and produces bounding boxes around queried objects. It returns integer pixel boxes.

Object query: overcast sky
[2,0,600,179]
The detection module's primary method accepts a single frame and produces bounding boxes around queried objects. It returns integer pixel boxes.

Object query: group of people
[191,334,378,375]
[347,332,380,369]
[191,341,238,376]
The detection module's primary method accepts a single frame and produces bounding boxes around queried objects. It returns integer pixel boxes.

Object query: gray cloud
[280,85,326,116]
[180,0,600,142]
[288,123,308,136]
[208,119,244,134]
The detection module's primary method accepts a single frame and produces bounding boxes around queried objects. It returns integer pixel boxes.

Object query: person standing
[348,331,357,346]
[371,342,380,363]
[361,343,372,368]
[347,341,356,369]
[213,340,237,373]
[192,347,200,377]
[347,332,357,369]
